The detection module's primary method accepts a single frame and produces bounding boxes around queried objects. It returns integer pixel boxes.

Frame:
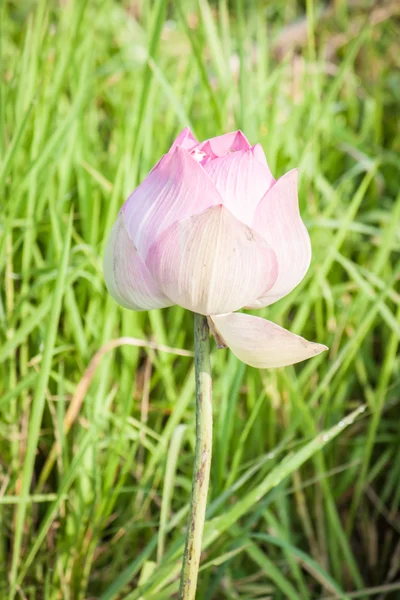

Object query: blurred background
[1,0,400,598]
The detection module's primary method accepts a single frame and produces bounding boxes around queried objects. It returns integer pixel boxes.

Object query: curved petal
[192,140,217,166]
[198,130,251,158]
[103,212,173,311]
[204,145,275,225]
[249,169,311,308]
[146,205,278,316]
[251,143,272,168]
[170,126,199,152]
[211,313,327,368]
[123,146,223,257]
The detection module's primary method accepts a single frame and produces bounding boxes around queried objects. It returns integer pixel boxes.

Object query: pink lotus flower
[104,128,327,368]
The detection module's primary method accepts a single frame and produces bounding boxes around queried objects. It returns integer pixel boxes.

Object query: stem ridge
[179,314,213,599]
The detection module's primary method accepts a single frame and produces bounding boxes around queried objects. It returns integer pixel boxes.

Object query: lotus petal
[146,205,278,316]
[198,130,251,158]
[204,145,274,225]
[123,146,223,257]
[170,126,199,152]
[104,212,173,311]
[251,143,272,167]
[211,312,327,368]
[249,169,311,308]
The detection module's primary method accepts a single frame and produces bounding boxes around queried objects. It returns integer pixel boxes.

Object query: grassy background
[1,0,400,598]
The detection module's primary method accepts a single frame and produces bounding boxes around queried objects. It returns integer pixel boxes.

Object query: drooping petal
[103,212,173,311]
[198,130,251,158]
[123,146,223,257]
[211,313,327,368]
[204,145,275,225]
[249,169,311,308]
[146,205,278,316]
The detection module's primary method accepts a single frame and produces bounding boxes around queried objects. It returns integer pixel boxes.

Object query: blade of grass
[9,211,73,596]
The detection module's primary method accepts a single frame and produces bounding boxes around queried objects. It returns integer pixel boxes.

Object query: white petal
[211,313,327,368]
[146,205,278,316]
[197,130,251,157]
[104,212,173,311]
[123,147,223,257]
[204,146,274,225]
[249,169,311,308]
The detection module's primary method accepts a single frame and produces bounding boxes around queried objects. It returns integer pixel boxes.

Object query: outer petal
[211,313,327,368]
[251,143,272,168]
[103,212,173,311]
[249,169,311,308]
[123,146,223,257]
[198,130,251,158]
[170,127,199,152]
[204,145,275,225]
[146,205,278,316]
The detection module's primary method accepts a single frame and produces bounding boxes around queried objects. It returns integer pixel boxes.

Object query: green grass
[1,0,400,598]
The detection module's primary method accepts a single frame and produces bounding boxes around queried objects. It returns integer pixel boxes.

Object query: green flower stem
[179,313,213,600]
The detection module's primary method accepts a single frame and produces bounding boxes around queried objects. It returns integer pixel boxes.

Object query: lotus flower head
[104,128,327,368]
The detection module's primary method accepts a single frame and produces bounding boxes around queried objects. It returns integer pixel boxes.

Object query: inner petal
[204,147,275,225]
[197,130,251,159]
